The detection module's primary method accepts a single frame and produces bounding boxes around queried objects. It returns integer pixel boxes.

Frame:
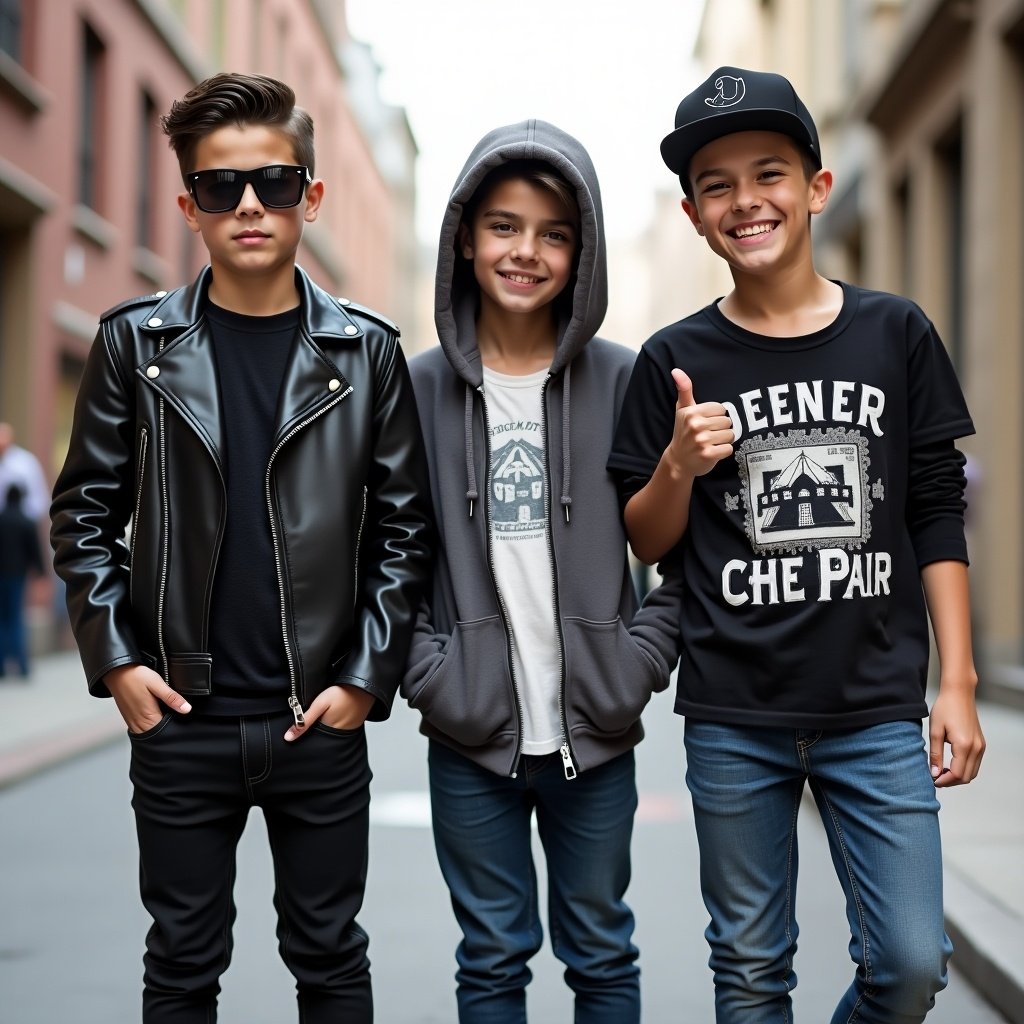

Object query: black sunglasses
[186,164,311,213]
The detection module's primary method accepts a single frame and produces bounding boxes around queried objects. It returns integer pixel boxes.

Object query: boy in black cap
[609,66,986,1022]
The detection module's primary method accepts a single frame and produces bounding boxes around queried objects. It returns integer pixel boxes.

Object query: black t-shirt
[200,301,297,715]
[608,283,974,728]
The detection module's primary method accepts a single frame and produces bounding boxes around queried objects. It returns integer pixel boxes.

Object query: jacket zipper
[155,341,169,681]
[478,386,527,777]
[266,384,354,728]
[353,486,367,607]
[129,427,148,607]
[541,375,576,780]
[130,428,148,557]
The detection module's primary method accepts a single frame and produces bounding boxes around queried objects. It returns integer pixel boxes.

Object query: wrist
[661,446,693,484]
[936,668,979,693]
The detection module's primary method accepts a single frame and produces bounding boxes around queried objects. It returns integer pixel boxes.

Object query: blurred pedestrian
[0,483,44,678]
[0,422,49,523]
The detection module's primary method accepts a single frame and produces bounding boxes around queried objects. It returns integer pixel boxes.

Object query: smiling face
[177,124,323,304]
[459,175,578,326]
[681,130,831,280]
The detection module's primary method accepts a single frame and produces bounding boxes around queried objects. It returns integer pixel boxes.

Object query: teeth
[734,223,775,238]
[502,273,540,284]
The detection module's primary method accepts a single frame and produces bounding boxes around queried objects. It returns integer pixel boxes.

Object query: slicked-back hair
[161,72,315,181]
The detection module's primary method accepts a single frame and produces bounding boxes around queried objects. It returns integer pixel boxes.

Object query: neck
[207,263,300,316]
[476,306,557,375]
[721,267,842,337]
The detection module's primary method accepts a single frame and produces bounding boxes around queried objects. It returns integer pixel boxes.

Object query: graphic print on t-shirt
[490,438,546,535]
[736,427,872,554]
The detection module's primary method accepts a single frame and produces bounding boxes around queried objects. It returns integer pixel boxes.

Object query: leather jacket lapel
[273,331,351,448]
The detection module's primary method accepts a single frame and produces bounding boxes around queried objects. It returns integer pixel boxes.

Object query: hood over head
[435,119,608,386]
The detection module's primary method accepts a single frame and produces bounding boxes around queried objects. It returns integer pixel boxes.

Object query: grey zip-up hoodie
[402,120,681,777]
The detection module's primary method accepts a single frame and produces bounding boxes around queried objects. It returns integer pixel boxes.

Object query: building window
[937,123,965,377]
[0,0,20,60]
[78,22,105,211]
[251,0,263,67]
[210,0,225,64]
[54,353,87,476]
[893,177,911,299]
[136,92,157,250]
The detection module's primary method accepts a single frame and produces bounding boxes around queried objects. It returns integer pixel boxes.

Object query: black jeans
[128,709,373,1023]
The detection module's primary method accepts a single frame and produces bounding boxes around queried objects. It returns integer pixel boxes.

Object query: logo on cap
[705,75,745,109]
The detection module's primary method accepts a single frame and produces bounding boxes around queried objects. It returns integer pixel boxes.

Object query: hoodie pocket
[406,615,516,748]
[562,616,660,735]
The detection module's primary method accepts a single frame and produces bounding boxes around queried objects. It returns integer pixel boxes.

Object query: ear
[808,167,833,215]
[457,221,474,259]
[681,197,705,236]
[303,178,325,223]
[177,192,203,235]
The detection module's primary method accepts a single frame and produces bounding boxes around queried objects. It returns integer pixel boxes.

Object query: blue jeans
[428,741,640,1024]
[0,575,29,676]
[684,719,952,1024]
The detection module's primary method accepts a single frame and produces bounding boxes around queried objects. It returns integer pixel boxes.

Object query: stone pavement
[1,651,1021,1022]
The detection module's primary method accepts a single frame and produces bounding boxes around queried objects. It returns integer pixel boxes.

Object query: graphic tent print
[758,450,855,531]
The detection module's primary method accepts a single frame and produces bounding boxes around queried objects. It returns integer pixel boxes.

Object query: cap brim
[661,108,819,176]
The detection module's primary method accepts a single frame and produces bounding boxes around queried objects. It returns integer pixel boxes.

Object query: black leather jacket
[51,266,433,721]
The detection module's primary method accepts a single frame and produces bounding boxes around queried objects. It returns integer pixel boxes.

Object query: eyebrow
[480,207,577,230]
[693,154,793,184]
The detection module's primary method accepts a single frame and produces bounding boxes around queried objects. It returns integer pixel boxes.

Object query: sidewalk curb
[945,863,1024,1023]
[0,715,124,791]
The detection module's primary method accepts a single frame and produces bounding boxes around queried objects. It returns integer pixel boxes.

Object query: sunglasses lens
[193,170,245,212]
[191,167,307,212]
[255,166,306,208]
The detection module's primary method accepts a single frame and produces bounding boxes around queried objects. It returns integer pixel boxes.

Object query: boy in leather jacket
[50,72,432,1023]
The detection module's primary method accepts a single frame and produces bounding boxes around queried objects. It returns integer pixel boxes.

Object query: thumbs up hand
[667,368,734,478]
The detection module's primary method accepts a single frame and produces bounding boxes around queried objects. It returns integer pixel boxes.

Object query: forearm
[624,449,694,564]
[921,559,985,785]
[920,560,977,691]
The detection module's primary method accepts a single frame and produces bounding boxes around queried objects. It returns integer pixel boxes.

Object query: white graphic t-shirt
[483,366,562,755]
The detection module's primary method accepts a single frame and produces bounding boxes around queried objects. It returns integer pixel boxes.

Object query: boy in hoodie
[402,121,682,1023]
[609,67,985,1021]
[50,73,432,1022]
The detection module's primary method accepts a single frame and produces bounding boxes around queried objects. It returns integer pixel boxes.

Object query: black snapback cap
[661,66,821,178]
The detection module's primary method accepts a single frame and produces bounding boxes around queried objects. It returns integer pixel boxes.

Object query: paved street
[0,680,1008,1023]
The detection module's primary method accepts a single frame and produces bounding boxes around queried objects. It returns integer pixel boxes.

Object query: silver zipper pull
[560,743,577,781]
[288,696,305,728]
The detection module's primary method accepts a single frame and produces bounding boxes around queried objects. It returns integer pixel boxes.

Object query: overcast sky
[346,0,703,244]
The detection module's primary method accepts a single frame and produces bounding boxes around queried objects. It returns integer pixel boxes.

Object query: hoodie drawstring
[463,370,572,524]
[464,383,479,517]
[560,362,572,524]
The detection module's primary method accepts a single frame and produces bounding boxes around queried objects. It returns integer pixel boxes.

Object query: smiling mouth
[729,222,778,239]
[499,271,545,285]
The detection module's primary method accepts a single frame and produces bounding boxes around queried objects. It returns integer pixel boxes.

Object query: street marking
[370,791,432,827]
[368,790,690,828]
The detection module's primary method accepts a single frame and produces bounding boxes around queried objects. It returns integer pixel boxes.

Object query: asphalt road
[0,687,1007,1023]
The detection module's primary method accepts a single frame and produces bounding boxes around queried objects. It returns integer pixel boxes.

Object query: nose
[512,232,539,261]
[732,179,761,212]
[236,181,264,214]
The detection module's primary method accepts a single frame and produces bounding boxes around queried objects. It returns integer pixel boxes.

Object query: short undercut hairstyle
[161,72,315,181]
